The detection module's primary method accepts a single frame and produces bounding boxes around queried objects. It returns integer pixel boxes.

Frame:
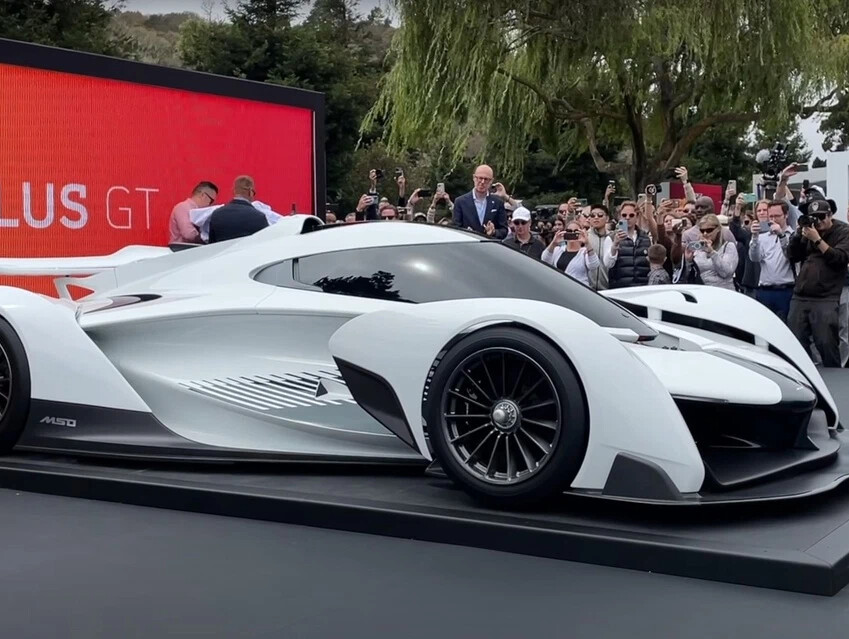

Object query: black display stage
[2,370,849,597]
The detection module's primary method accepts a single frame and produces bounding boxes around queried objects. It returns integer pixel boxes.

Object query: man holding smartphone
[748,200,795,322]
[603,201,652,288]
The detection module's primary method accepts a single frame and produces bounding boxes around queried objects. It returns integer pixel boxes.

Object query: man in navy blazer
[452,164,508,239]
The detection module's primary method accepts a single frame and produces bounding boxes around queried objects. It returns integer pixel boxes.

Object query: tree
[369,0,848,195]
[0,0,137,57]
[818,91,849,151]
[178,0,394,196]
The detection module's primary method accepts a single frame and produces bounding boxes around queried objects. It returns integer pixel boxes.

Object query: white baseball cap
[512,206,531,222]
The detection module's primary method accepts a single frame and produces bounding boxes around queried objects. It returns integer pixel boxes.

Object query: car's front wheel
[0,318,31,453]
[426,326,588,508]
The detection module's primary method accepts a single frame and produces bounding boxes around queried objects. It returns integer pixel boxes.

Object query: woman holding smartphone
[542,220,600,286]
[682,213,739,289]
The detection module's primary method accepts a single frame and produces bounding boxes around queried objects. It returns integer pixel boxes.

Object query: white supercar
[0,215,843,507]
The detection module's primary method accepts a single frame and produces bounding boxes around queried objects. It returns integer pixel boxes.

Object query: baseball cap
[807,199,831,216]
[512,206,531,222]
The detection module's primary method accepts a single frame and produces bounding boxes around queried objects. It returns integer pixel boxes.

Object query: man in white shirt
[749,200,795,322]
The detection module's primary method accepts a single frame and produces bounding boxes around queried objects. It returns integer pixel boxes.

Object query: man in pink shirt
[168,181,219,244]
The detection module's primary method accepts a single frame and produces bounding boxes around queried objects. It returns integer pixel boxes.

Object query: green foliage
[819,92,849,151]
[371,0,848,193]
[178,0,393,196]
[112,11,194,66]
[0,0,138,57]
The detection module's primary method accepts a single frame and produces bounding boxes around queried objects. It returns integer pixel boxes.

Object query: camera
[373,169,384,180]
[798,215,816,228]
[394,168,404,179]
[755,142,788,189]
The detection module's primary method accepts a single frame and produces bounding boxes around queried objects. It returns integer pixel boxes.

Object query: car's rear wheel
[426,326,588,508]
[0,319,31,453]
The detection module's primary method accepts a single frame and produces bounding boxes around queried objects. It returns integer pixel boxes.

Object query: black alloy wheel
[427,326,588,507]
[0,318,31,453]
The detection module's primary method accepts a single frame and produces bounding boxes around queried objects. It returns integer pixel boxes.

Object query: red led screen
[0,59,315,293]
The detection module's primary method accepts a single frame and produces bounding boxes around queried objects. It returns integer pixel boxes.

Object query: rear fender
[0,286,150,411]
[329,298,705,494]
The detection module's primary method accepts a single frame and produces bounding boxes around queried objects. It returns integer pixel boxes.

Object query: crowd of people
[166,164,849,369]
[337,163,849,369]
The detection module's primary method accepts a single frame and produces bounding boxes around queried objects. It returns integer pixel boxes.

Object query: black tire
[426,326,588,508]
[0,318,31,453]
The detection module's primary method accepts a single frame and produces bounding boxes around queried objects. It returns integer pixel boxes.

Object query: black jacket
[786,219,849,299]
[452,191,508,239]
[502,234,545,260]
[208,198,269,243]
[729,216,759,289]
[609,229,652,288]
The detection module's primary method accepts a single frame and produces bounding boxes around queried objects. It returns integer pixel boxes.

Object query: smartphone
[489,185,498,194]
[617,219,628,233]
[637,193,647,203]
[564,231,580,240]
[436,182,445,194]
[795,164,809,172]
[374,169,384,180]
[417,188,432,198]
[760,220,770,233]
[728,179,737,192]
[577,198,588,207]
[743,193,758,203]
[688,240,705,251]
[394,168,404,178]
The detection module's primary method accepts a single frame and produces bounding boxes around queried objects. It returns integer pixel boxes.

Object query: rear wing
[0,245,172,299]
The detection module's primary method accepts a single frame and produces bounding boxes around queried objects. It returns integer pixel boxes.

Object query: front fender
[0,286,150,411]
[603,285,839,426]
[329,298,705,494]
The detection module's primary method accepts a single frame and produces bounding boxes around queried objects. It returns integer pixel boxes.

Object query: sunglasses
[621,213,636,219]
[700,226,718,233]
[513,219,529,225]
[380,215,396,220]
[588,212,607,218]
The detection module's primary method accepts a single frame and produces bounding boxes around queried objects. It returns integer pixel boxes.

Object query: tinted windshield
[294,241,656,339]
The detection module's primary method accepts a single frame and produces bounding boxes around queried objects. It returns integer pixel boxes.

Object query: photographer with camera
[786,196,849,367]
[749,201,795,322]
[680,214,739,290]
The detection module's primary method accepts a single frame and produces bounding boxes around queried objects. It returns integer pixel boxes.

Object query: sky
[120,0,829,162]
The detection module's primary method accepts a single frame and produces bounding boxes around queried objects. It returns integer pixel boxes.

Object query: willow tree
[367,0,849,194]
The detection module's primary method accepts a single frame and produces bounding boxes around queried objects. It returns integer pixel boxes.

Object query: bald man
[208,175,269,243]
[681,196,736,245]
[452,164,508,239]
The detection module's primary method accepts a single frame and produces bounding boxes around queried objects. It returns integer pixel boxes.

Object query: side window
[295,248,421,303]
[254,260,294,287]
